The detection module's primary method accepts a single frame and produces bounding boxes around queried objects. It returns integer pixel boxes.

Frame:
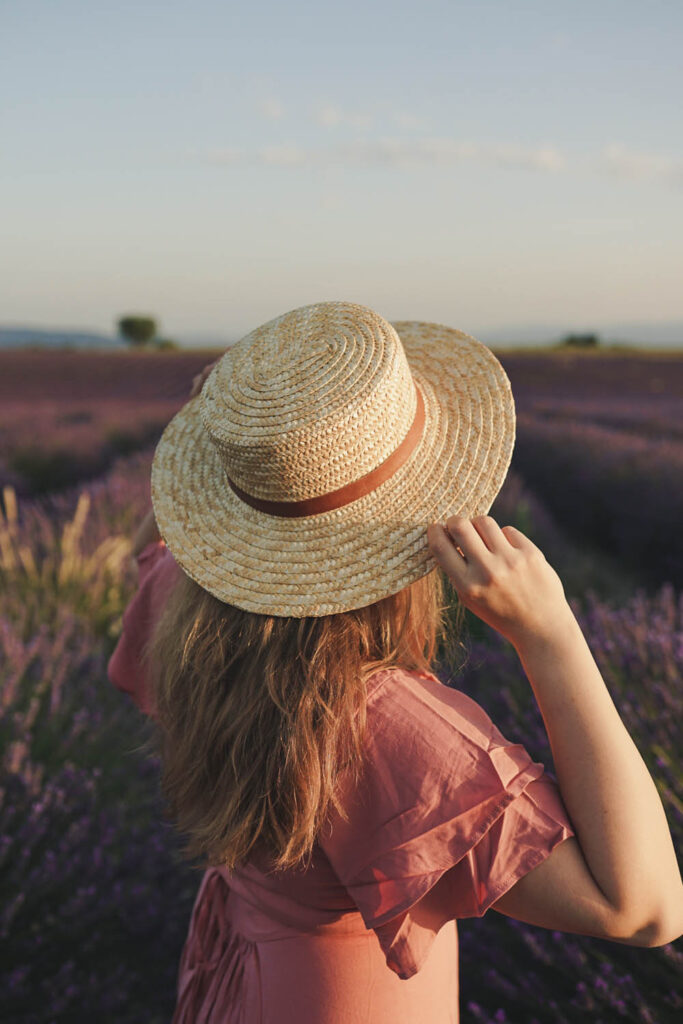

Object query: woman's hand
[426,515,571,648]
[189,359,220,399]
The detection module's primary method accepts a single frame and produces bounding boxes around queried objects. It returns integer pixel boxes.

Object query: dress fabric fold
[172,869,263,1024]
[107,539,576,1022]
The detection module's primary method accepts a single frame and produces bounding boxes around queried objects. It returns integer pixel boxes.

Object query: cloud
[205,137,565,171]
[487,143,565,171]
[205,144,306,166]
[365,138,564,172]
[600,143,683,186]
[392,112,425,130]
[320,189,343,210]
[257,96,285,120]
[314,105,373,130]
[260,144,306,165]
[203,134,683,191]
[206,146,247,164]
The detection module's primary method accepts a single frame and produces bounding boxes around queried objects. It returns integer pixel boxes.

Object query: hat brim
[150,322,515,616]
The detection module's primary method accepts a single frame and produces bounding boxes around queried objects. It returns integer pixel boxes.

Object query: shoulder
[366,665,508,766]
[358,664,540,801]
[135,537,170,569]
[134,539,178,587]
[120,540,179,634]
[319,665,549,938]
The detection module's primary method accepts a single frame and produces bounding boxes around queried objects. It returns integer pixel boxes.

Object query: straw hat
[150,301,515,617]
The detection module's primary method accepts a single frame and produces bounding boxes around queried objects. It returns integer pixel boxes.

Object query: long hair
[139,562,469,874]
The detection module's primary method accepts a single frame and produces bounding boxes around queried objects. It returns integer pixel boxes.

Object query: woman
[107,301,682,1023]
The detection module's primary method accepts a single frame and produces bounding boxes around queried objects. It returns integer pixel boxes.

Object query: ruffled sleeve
[106,539,178,719]
[318,666,575,980]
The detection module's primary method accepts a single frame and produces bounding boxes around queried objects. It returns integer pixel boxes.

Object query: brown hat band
[226,382,426,518]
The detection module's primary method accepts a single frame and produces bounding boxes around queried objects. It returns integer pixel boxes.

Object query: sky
[2,0,682,347]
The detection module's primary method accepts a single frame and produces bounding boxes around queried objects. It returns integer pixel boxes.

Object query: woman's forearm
[513,607,683,941]
[131,506,161,557]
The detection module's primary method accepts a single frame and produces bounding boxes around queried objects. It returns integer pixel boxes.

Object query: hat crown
[200,301,418,503]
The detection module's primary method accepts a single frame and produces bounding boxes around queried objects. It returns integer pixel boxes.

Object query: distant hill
[0,327,126,350]
[1,320,681,351]
[479,320,683,349]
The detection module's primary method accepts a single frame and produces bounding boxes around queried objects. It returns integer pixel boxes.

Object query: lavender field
[1,349,682,1023]
[0,350,208,498]
[1,348,681,588]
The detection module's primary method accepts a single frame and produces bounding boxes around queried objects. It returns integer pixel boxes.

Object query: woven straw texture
[151,301,515,617]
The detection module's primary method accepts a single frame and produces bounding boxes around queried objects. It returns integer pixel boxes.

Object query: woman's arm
[510,612,683,944]
[428,515,683,945]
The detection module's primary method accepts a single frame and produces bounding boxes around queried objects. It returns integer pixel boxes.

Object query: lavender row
[0,641,199,1021]
[518,393,683,441]
[0,400,180,499]
[512,412,683,591]
[0,348,213,498]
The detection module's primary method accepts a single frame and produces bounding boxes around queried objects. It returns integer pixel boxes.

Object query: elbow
[646,913,683,948]
[626,923,669,948]
[622,899,683,948]
[632,921,682,948]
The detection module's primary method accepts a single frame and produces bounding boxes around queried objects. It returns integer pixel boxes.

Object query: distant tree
[153,337,179,351]
[560,332,600,348]
[117,316,158,348]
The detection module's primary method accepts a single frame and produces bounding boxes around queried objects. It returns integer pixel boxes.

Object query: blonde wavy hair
[139,563,468,874]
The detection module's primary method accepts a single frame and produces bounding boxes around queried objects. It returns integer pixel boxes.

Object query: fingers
[463,515,510,555]
[426,523,468,582]
[199,361,219,387]
[427,517,496,585]
[428,514,538,567]
[427,514,521,572]
[500,524,529,549]
[189,362,218,398]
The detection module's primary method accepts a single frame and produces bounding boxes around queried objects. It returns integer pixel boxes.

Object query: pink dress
[108,540,576,1023]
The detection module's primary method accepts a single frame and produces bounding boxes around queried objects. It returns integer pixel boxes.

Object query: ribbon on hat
[227,382,426,517]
